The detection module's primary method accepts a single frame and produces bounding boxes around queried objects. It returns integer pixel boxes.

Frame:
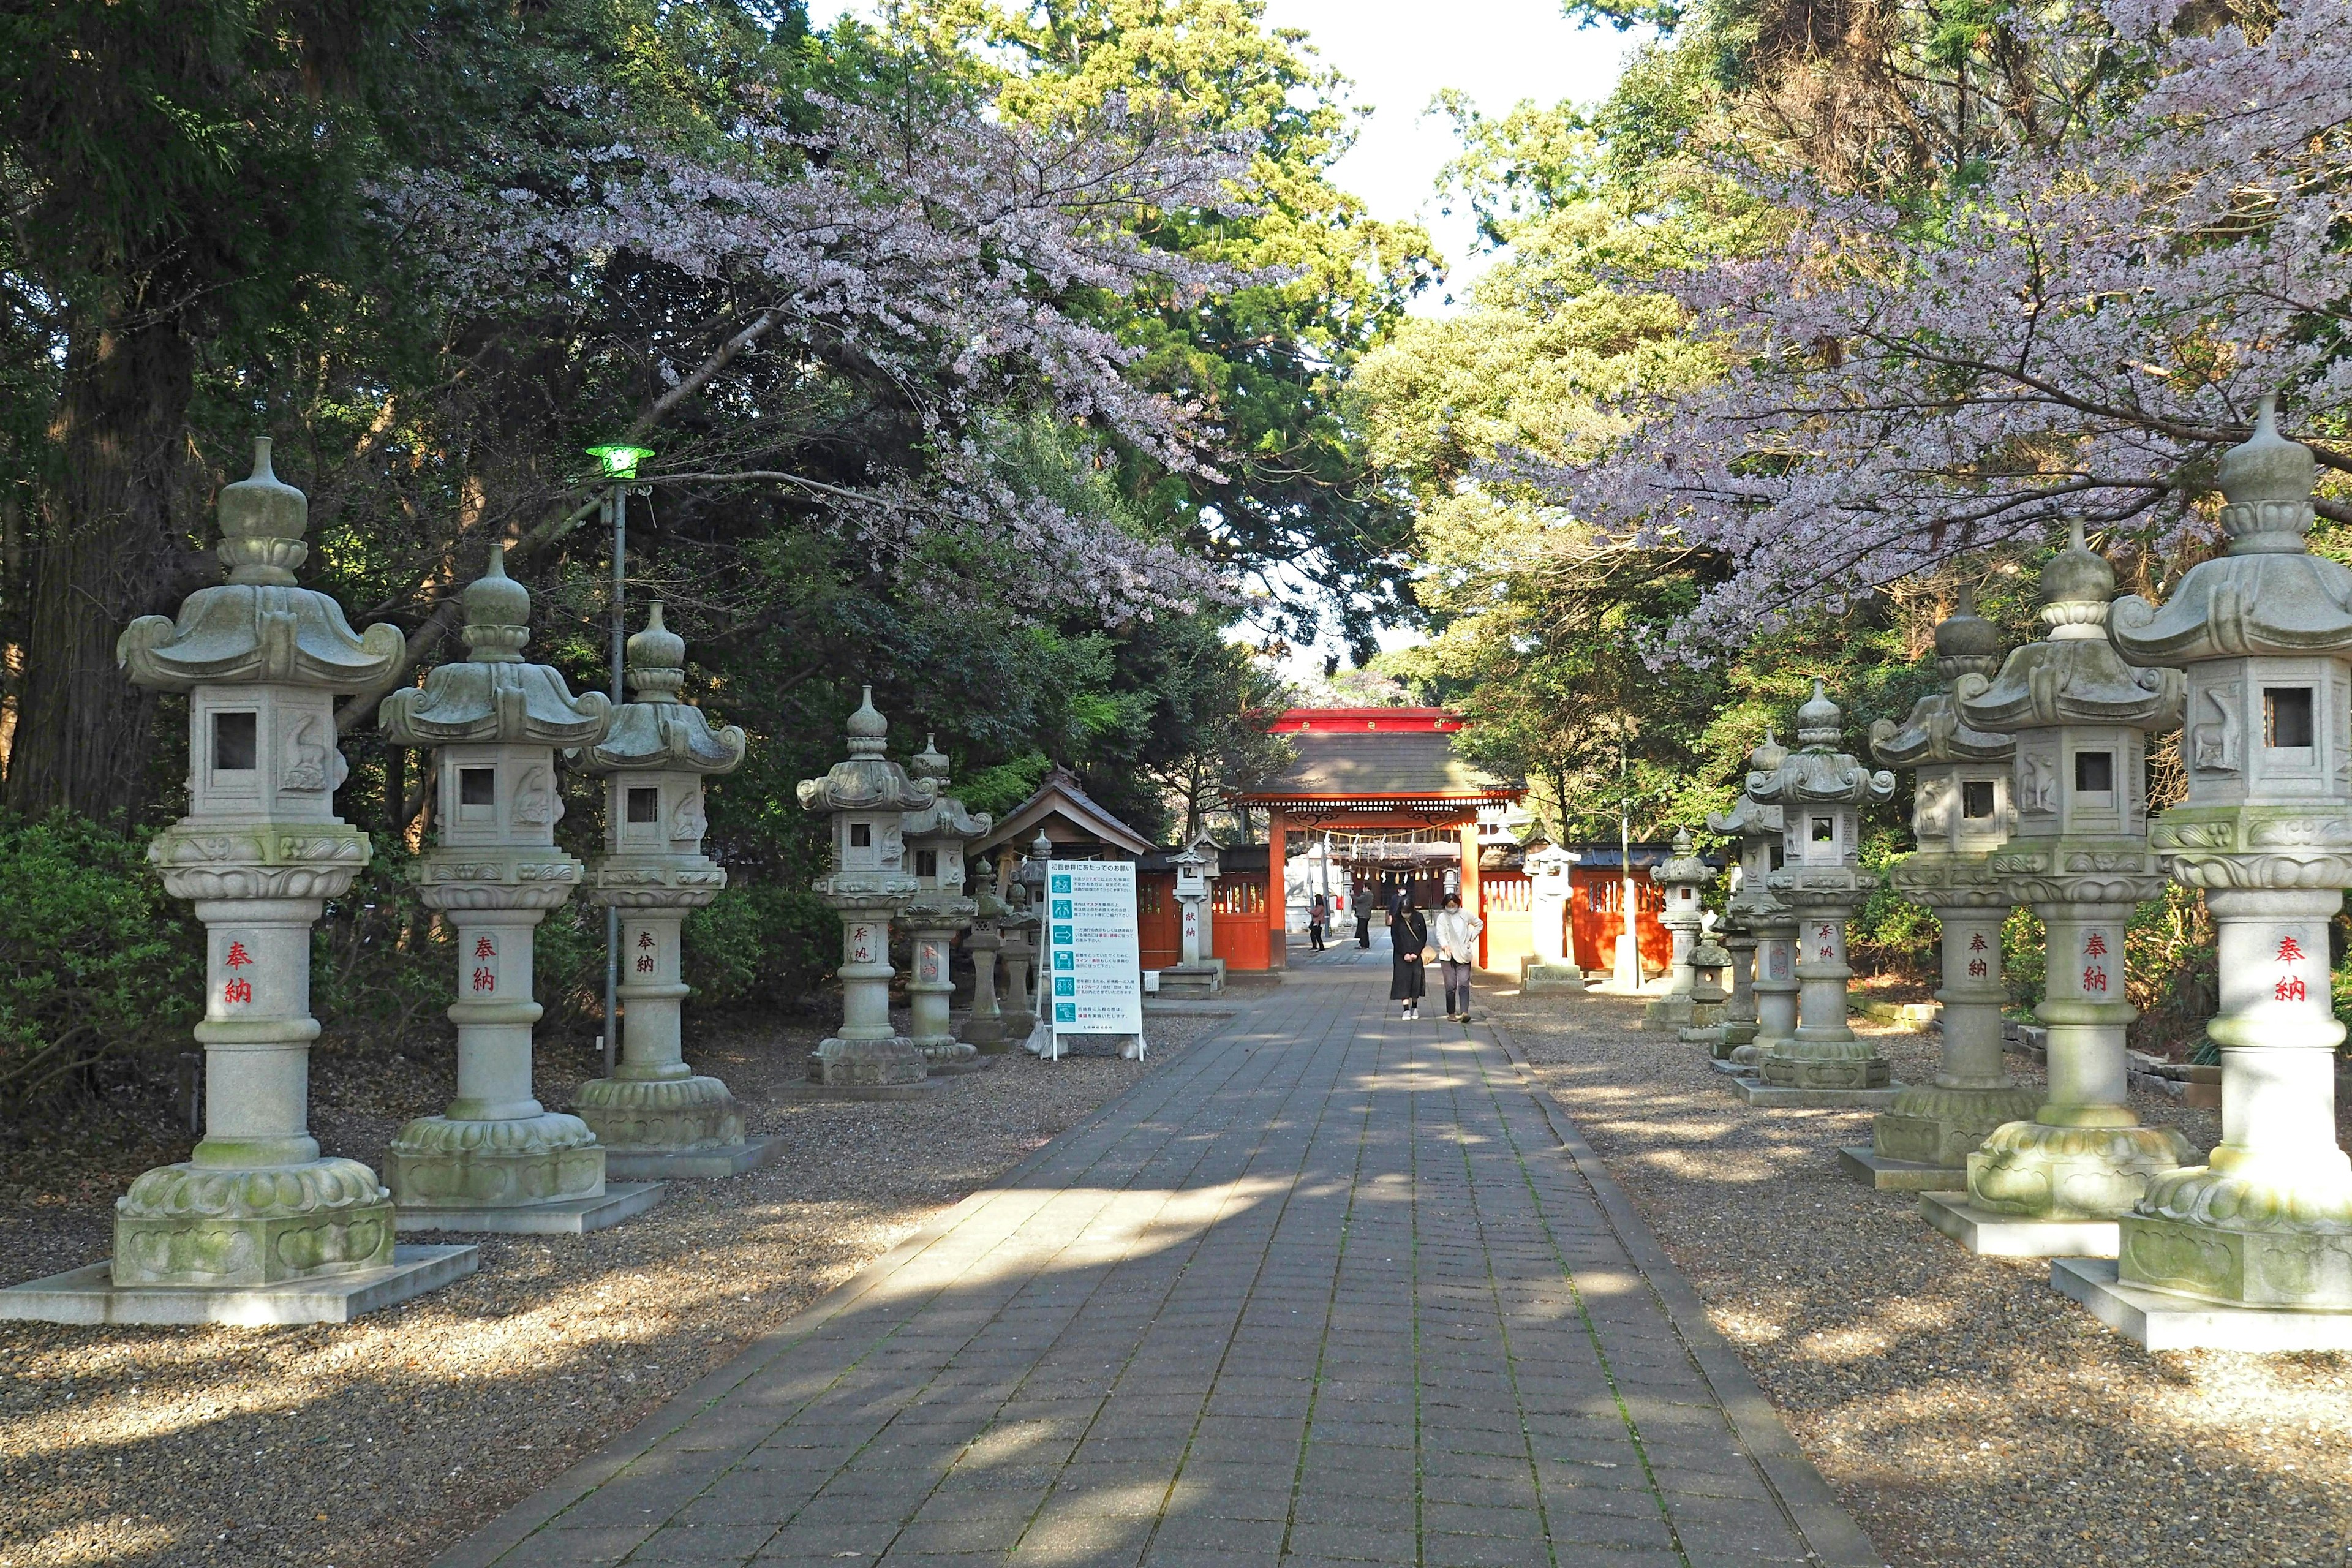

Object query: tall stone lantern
[1844,590,2040,1190]
[962,873,1011,1051]
[578,604,769,1178]
[2059,399,2352,1344]
[1641,830,1713,1030]
[900,736,992,1073]
[1750,683,1899,1102]
[1160,842,1226,998]
[1522,843,1585,994]
[995,846,1042,1046]
[1929,520,2193,1257]
[797,689,937,1088]
[381,549,647,1234]
[0,440,478,1325]
[1709,731,1795,1068]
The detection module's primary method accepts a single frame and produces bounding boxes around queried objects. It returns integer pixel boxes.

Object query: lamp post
[585,443,654,1077]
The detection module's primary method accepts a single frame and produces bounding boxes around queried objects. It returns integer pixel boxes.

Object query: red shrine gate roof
[1245,707,1521,828]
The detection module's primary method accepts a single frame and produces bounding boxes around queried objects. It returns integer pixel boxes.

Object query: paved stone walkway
[440,952,1877,1568]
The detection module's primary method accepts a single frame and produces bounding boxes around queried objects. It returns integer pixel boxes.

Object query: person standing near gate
[1354,894,1371,949]
[1309,892,1328,951]
[1390,893,1429,1020]
[1433,892,1483,1022]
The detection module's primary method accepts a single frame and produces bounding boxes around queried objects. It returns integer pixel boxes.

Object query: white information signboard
[1037,859,1147,1060]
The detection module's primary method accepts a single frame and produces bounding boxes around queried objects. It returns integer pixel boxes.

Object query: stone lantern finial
[1795,681,1842,748]
[2039,516,2117,638]
[1747,726,1788,774]
[911,733,950,783]
[2217,394,2315,552]
[846,685,888,756]
[216,436,309,584]
[459,545,532,663]
[623,601,688,699]
[1934,583,2003,682]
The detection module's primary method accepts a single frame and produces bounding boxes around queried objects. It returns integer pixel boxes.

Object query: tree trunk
[4,307,199,823]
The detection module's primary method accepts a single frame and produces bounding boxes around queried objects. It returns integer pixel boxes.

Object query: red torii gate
[1240,707,1523,970]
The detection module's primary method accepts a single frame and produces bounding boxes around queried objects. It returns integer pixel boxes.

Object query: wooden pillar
[1267,804,1287,969]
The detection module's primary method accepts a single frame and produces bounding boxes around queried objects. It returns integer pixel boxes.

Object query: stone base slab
[1732,1079,1903,1109]
[1520,962,1586,995]
[2052,1259,2352,1351]
[601,1136,783,1181]
[0,1245,477,1326]
[1641,996,1695,1032]
[1919,1193,2117,1258]
[1709,1059,1758,1078]
[1838,1147,1967,1192]
[394,1183,665,1235]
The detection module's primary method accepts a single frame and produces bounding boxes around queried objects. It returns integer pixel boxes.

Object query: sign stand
[1033,859,1148,1061]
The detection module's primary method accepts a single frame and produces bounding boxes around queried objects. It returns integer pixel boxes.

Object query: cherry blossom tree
[1532,0,2352,658]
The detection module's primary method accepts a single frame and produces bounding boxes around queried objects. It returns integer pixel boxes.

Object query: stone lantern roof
[1747,684,1896,809]
[380,547,612,746]
[118,438,405,693]
[2113,398,2352,662]
[1958,520,2184,732]
[1650,828,1714,890]
[587,603,747,775]
[901,735,991,842]
[1707,729,1789,840]
[797,688,938,815]
[1871,587,2015,767]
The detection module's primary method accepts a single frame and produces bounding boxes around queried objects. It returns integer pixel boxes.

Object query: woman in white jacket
[1431,893,1483,1022]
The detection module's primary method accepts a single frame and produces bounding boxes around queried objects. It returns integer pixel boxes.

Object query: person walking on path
[1389,894,1429,1020]
[1309,892,1328,951]
[1433,892,1484,1022]
[1354,894,1371,949]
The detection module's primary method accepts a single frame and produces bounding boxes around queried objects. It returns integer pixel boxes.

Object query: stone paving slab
[435,949,1878,1568]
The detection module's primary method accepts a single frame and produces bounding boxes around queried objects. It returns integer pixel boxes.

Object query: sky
[1257,0,1647,315]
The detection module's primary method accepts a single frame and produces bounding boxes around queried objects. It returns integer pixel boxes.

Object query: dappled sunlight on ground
[1498,982,2352,1568]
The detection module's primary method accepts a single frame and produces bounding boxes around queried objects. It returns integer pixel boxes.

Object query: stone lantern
[1709,731,1795,1068]
[1680,917,1732,1044]
[578,604,767,1178]
[1641,829,1713,1031]
[899,736,992,1072]
[962,872,1011,1051]
[1189,833,1224,955]
[2060,399,2352,1344]
[995,846,1042,1045]
[1521,843,1585,994]
[1749,682,1898,1101]
[1931,520,2192,1256]
[797,689,937,1088]
[0,440,477,1325]
[1160,843,1226,998]
[1845,589,2040,1190]
[381,549,646,1234]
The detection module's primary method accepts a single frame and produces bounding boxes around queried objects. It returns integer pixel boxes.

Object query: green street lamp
[586,442,656,1072]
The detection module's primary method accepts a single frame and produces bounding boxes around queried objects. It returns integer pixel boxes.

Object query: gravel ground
[1491,982,2352,1568]
[0,1006,1228,1568]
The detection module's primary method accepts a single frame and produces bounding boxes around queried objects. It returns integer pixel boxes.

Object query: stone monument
[1159,843,1227,998]
[1747,682,1899,1105]
[578,604,773,1178]
[1679,916,1732,1044]
[382,550,658,1234]
[797,689,937,1092]
[0,439,476,1324]
[900,735,992,1072]
[997,846,1042,1045]
[1844,589,2040,1189]
[1924,519,2193,1256]
[1709,731,1794,1069]
[962,873,1010,1050]
[1641,830,1713,1031]
[2054,399,2352,1347]
[1521,843,1586,994]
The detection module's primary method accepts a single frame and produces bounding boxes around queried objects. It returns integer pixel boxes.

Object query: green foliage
[0,815,201,1104]
[684,884,836,1009]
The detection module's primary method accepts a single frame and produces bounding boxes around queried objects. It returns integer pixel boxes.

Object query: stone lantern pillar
[1522,843,1586,993]
[797,689,937,1089]
[578,604,771,1178]
[1190,834,1224,955]
[1925,521,2193,1256]
[1843,590,2040,1190]
[899,736,992,1072]
[1018,831,1056,1054]
[1709,731,1794,1069]
[2052,399,2352,1344]
[381,550,650,1234]
[1641,830,1713,1031]
[0,440,478,1325]
[1745,684,1899,1104]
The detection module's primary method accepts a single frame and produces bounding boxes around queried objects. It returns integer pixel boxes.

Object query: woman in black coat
[1389,894,1429,1020]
